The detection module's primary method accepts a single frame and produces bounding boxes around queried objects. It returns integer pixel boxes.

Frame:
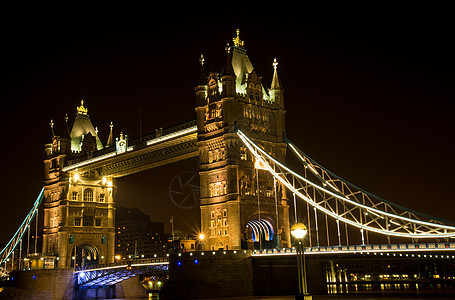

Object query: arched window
[98,193,105,202]
[84,188,93,202]
[71,192,79,201]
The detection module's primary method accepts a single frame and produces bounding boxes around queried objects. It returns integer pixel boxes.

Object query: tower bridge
[1,29,455,298]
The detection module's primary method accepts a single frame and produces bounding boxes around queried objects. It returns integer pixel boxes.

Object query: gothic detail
[116,133,128,154]
[196,30,290,251]
[209,176,227,197]
[207,139,226,163]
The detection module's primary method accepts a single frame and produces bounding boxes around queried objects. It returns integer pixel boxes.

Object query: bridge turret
[195,53,207,107]
[70,100,104,153]
[59,114,72,155]
[270,58,284,109]
[221,45,236,98]
[197,29,291,252]
[42,100,115,269]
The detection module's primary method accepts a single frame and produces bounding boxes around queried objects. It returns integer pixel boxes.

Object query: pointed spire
[232,28,244,49]
[49,119,55,136]
[221,43,235,76]
[221,43,236,97]
[198,53,207,86]
[77,99,88,115]
[61,113,71,138]
[106,122,114,147]
[271,58,282,90]
[270,58,284,108]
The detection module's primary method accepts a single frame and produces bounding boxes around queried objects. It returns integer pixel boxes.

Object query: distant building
[115,207,165,258]
[179,239,196,252]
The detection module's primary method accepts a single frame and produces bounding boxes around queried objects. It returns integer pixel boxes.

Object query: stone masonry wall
[7,268,75,299]
[160,250,253,299]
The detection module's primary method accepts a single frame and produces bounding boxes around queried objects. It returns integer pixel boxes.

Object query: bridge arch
[244,214,277,249]
[69,240,104,269]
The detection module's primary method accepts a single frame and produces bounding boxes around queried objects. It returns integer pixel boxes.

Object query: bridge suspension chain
[0,188,44,268]
[237,130,455,239]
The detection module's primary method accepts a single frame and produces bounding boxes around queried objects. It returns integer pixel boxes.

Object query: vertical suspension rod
[274,176,280,247]
[256,168,262,250]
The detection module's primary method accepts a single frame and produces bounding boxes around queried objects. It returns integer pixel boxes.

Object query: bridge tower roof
[227,29,272,102]
[70,100,104,152]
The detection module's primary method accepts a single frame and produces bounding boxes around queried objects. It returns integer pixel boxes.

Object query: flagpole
[171,216,175,241]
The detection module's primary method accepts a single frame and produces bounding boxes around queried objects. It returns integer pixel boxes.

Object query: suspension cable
[237,130,455,239]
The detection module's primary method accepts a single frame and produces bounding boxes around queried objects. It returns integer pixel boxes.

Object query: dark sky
[0,4,454,245]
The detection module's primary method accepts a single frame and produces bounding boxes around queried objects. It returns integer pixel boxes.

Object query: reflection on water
[107,292,159,300]
[149,292,159,299]
[327,282,455,294]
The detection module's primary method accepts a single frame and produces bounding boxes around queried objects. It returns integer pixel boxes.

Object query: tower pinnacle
[77,99,88,115]
[199,53,205,66]
[271,58,282,90]
[232,29,244,49]
[49,119,55,136]
[107,121,114,147]
[270,58,284,107]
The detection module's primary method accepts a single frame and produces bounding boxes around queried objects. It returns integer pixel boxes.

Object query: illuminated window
[210,211,215,219]
[51,159,57,169]
[84,188,93,202]
[240,147,247,160]
[98,194,105,202]
[74,217,82,226]
[71,192,79,201]
[95,218,102,227]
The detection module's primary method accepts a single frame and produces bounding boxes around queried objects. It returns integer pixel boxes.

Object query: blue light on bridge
[177,261,181,266]
[194,259,198,264]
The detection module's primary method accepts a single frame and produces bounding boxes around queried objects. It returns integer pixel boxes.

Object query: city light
[291,223,308,239]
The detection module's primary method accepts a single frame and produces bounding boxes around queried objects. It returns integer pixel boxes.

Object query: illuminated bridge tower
[196,30,291,251]
[43,101,115,268]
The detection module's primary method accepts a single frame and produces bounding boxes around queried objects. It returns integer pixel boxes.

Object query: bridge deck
[63,120,198,177]
[252,242,455,257]
[75,257,168,288]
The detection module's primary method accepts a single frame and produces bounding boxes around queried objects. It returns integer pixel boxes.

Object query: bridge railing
[252,242,455,256]
[74,257,169,272]
[65,119,197,169]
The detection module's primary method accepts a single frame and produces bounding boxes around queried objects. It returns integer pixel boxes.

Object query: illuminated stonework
[43,101,115,268]
[196,30,290,251]
[77,99,88,115]
[232,29,244,48]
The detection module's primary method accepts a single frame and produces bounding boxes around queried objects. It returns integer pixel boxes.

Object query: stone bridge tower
[43,101,115,268]
[196,30,291,251]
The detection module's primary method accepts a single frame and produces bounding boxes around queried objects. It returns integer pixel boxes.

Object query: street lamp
[291,223,311,300]
[198,233,205,251]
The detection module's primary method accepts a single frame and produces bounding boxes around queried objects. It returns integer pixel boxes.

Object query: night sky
[0,4,454,246]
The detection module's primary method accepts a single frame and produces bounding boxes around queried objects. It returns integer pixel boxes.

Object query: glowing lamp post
[198,233,205,251]
[291,223,311,300]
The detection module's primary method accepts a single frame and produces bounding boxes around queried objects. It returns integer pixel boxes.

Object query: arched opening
[245,218,276,249]
[216,241,224,251]
[83,188,93,202]
[71,244,99,268]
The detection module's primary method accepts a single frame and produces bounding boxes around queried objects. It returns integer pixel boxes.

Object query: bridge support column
[116,275,148,299]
